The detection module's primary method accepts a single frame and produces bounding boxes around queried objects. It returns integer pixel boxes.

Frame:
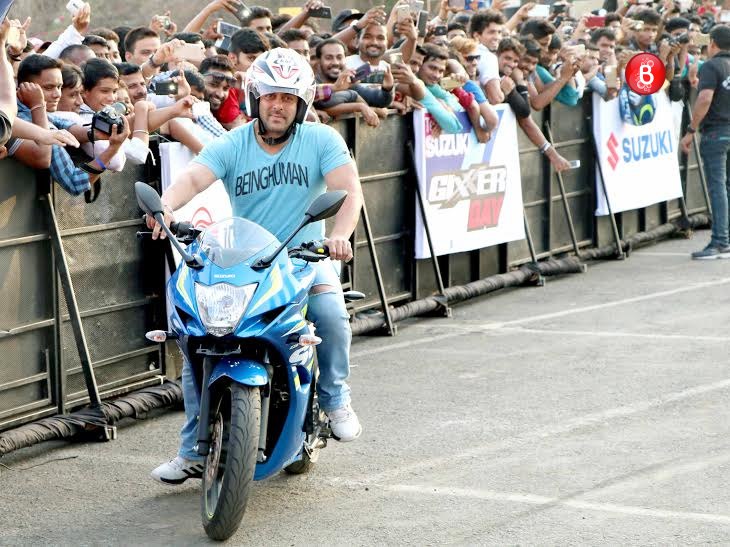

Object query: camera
[155,15,172,30]
[91,102,126,136]
[669,32,690,46]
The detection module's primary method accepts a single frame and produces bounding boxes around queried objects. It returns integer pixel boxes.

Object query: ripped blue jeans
[178,259,352,461]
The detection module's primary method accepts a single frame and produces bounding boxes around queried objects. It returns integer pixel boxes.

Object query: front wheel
[201,383,260,541]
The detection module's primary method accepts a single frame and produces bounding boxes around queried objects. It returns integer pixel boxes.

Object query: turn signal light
[145,330,168,343]
[299,334,322,346]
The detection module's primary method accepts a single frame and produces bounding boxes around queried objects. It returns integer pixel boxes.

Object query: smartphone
[448,0,466,7]
[353,64,371,82]
[527,4,550,18]
[720,10,730,22]
[433,25,448,36]
[395,4,411,22]
[677,0,692,11]
[695,33,710,46]
[551,4,567,14]
[215,36,233,52]
[155,80,179,95]
[233,1,251,23]
[604,64,618,88]
[66,0,84,15]
[439,77,461,90]
[6,25,19,46]
[390,52,403,64]
[308,6,332,18]
[631,20,644,30]
[362,71,386,84]
[192,101,211,118]
[417,10,428,37]
[567,159,581,169]
[217,20,241,37]
[410,0,424,13]
[585,15,605,28]
[176,43,205,63]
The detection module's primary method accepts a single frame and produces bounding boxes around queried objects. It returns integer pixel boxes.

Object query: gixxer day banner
[413,106,525,259]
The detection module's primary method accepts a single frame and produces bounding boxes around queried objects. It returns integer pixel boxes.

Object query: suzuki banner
[592,93,683,216]
[413,106,525,259]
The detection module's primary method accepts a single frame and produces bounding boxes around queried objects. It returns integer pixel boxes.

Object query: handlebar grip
[170,221,180,234]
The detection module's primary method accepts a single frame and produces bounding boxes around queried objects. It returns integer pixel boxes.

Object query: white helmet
[245,47,316,127]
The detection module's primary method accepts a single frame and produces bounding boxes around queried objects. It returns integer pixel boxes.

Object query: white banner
[593,93,683,216]
[159,141,232,265]
[413,105,525,259]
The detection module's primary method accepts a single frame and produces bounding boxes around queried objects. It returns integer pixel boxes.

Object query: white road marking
[576,450,730,500]
[496,326,729,343]
[477,277,730,331]
[352,276,730,359]
[362,377,730,483]
[385,484,730,525]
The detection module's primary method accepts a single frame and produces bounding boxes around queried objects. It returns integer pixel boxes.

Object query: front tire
[201,383,260,541]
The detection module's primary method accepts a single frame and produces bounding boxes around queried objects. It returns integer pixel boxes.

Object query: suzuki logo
[607,133,619,171]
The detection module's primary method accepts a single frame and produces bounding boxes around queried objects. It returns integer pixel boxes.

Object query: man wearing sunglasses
[199,55,240,126]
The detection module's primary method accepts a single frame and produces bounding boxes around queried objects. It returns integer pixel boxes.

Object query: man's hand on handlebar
[145,205,175,240]
[324,236,353,262]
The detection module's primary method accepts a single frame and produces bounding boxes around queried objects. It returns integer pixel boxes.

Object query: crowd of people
[0,0,728,201]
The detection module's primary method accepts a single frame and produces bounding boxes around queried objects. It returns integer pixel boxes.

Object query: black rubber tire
[201,384,260,541]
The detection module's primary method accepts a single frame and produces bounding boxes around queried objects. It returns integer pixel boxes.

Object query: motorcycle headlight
[195,282,257,337]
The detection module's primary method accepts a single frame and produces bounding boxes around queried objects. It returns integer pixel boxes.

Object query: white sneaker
[327,404,362,442]
[150,456,205,485]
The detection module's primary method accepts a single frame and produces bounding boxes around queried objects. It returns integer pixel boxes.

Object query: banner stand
[590,130,627,260]
[408,141,451,318]
[345,146,397,335]
[38,173,115,441]
[522,209,545,287]
[686,108,712,217]
[545,122,581,257]
[357,198,397,336]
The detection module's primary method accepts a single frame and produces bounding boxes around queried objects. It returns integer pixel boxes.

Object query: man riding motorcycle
[147,47,364,484]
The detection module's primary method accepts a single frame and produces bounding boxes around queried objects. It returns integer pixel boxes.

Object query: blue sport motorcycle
[135,183,362,541]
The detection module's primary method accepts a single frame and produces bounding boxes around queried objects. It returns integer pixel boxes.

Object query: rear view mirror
[305,190,348,223]
[135,181,163,216]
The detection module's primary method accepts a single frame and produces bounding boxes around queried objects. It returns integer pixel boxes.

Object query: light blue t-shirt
[194,121,353,247]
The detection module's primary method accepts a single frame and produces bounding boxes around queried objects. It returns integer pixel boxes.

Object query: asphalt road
[1,233,730,546]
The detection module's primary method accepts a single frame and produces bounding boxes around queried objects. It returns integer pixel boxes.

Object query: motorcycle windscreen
[198,217,280,269]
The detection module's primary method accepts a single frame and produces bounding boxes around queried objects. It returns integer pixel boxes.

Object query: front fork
[196,357,214,457]
[257,351,273,463]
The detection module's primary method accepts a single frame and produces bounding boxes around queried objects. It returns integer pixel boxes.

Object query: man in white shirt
[344,22,390,71]
[469,10,504,105]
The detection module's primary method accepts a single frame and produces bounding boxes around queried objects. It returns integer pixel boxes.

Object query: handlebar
[289,240,330,262]
[137,218,201,242]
